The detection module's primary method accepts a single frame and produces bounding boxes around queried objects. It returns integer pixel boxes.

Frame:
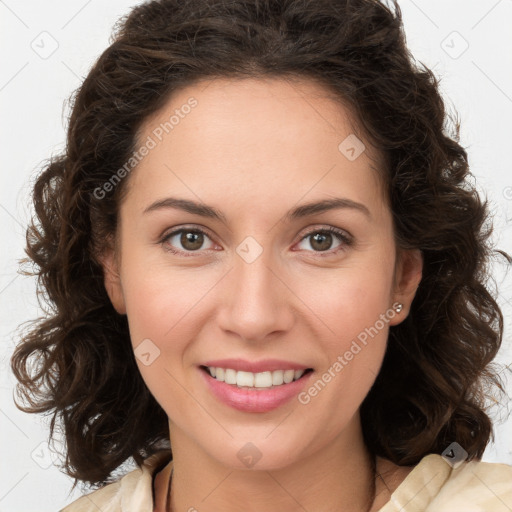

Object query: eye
[160,227,216,256]
[295,226,352,255]
[160,225,352,257]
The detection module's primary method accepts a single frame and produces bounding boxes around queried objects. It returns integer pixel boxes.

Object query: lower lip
[199,367,314,413]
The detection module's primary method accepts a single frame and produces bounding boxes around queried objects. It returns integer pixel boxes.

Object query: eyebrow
[143,196,371,222]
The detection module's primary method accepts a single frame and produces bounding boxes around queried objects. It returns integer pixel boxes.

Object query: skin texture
[102,77,423,512]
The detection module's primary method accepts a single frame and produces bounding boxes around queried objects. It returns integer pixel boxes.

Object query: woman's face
[103,77,422,470]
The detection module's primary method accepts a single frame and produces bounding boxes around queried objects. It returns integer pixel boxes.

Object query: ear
[388,248,423,326]
[98,247,127,315]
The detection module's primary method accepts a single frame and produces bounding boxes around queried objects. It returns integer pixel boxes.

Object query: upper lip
[201,358,312,373]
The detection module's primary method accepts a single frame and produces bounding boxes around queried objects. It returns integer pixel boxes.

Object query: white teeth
[283,369,295,384]
[294,369,304,381]
[254,371,272,388]
[215,367,225,381]
[272,370,284,386]
[236,371,254,387]
[206,367,307,389]
[224,369,237,385]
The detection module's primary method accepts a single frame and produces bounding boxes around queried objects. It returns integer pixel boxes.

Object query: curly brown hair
[11,0,511,489]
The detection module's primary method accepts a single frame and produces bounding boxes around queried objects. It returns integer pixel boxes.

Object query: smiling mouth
[200,365,314,390]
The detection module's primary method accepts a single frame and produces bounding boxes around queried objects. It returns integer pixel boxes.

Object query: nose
[217,242,294,343]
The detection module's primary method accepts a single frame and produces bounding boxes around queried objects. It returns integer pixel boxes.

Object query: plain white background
[1,1,511,510]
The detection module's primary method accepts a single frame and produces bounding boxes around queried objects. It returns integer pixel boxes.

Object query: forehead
[127,76,388,219]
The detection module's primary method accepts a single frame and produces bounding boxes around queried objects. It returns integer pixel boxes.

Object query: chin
[205,436,307,472]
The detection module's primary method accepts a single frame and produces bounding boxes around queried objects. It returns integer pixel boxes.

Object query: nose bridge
[235,241,274,298]
[218,235,291,340]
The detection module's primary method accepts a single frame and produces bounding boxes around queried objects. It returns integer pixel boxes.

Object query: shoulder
[378,453,512,512]
[426,455,512,510]
[59,450,172,512]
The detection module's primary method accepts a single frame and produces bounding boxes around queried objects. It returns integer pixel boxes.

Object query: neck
[166,415,376,512]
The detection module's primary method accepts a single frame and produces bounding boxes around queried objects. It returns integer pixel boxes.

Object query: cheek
[118,258,222,407]
[120,255,215,344]
[119,264,200,414]
[294,256,394,407]
[299,258,395,343]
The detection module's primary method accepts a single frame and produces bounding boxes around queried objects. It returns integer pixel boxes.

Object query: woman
[11,0,512,510]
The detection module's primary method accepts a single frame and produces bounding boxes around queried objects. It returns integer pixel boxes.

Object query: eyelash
[159,225,353,258]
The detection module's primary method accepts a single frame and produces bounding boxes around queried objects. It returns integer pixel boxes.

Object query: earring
[394,303,403,313]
